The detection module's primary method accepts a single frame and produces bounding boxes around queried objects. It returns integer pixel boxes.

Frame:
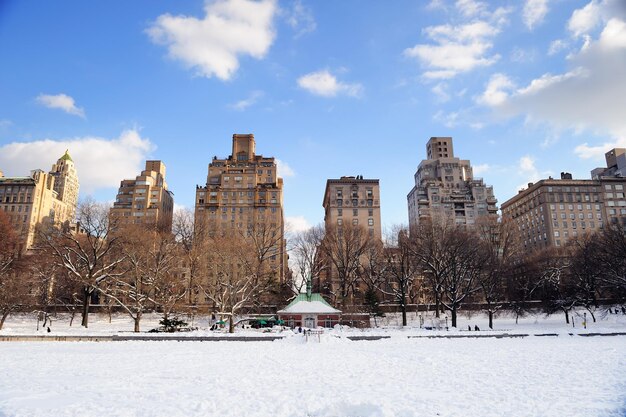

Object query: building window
[337,209,342,217]
[337,219,343,225]
[368,218,374,226]
[353,209,358,216]
[352,219,358,225]
[352,199,358,207]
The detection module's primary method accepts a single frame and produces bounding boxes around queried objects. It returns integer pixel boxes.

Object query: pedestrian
[468,325,471,331]
[474,325,480,331]
[298,326,302,333]
[46,327,51,333]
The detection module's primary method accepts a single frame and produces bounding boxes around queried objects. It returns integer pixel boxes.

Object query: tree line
[290,216,626,328]
[0,200,625,332]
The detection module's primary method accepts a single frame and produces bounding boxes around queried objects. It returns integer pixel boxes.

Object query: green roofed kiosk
[277,276,341,329]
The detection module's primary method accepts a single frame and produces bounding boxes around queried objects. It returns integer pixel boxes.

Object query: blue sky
[1,0,625,231]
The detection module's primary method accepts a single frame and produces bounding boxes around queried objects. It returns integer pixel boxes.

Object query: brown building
[407,137,498,227]
[110,160,174,232]
[0,150,79,252]
[317,175,382,306]
[194,134,287,282]
[501,150,626,250]
[322,175,382,240]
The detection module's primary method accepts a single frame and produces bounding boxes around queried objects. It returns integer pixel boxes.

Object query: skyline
[1,0,625,232]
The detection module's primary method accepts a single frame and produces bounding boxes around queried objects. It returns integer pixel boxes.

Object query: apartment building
[0,150,79,252]
[407,137,498,228]
[194,134,286,282]
[322,175,382,240]
[110,160,174,232]
[501,149,626,250]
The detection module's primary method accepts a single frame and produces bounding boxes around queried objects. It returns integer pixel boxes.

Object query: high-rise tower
[407,137,498,227]
[195,134,287,282]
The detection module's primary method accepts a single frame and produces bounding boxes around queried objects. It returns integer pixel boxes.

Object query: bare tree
[103,225,179,332]
[595,224,626,300]
[475,217,519,329]
[39,198,125,328]
[379,226,418,326]
[410,216,453,318]
[0,210,30,330]
[439,226,484,328]
[288,224,326,295]
[319,223,371,307]
[173,208,209,305]
[566,233,603,321]
[201,233,272,333]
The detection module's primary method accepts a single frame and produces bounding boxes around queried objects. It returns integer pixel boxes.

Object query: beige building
[322,175,382,240]
[407,137,498,227]
[194,134,287,282]
[501,151,626,250]
[0,150,79,252]
[111,160,174,232]
[318,175,382,306]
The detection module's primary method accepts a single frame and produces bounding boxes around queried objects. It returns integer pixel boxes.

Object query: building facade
[194,134,287,282]
[322,175,382,240]
[0,150,79,252]
[110,160,174,232]
[501,150,626,250]
[407,137,498,228]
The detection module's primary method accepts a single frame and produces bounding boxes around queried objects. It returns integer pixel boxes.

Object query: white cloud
[431,82,450,103]
[229,90,264,111]
[426,0,447,11]
[36,93,85,118]
[285,216,311,233]
[147,0,277,81]
[404,20,503,79]
[473,163,490,175]
[567,0,626,38]
[297,70,363,97]
[523,0,549,30]
[568,1,602,38]
[510,47,536,63]
[476,73,515,106]
[574,138,626,160]
[433,110,459,128]
[478,17,626,154]
[0,129,155,194]
[285,0,316,38]
[516,155,545,191]
[548,39,568,55]
[275,158,295,177]
[455,0,487,17]
[173,203,188,213]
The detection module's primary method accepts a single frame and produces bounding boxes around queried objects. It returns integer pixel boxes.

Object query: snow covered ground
[1,311,625,417]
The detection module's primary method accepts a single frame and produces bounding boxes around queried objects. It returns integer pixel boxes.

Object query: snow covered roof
[277,293,341,314]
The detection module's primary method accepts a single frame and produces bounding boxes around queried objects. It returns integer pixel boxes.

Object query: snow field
[0,335,625,417]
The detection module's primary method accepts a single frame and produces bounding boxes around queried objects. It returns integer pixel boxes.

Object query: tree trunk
[401,304,407,327]
[564,309,569,324]
[229,315,234,334]
[451,307,457,328]
[0,310,9,330]
[434,291,441,319]
[81,287,92,328]
[488,310,494,329]
[134,314,141,333]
